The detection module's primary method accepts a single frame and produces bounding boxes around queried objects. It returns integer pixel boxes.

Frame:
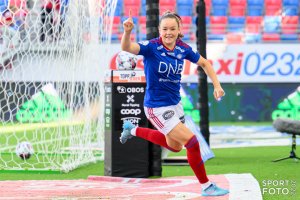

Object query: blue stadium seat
[0,0,8,13]
[283,0,300,16]
[228,16,245,32]
[141,0,146,15]
[114,0,123,16]
[211,0,229,16]
[281,34,299,41]
[177,0,193,16]
[247,0,264,16]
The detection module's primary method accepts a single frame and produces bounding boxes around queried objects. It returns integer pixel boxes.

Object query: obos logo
[121,117,141,126]
[120,109,141,116]
[117,86,144,94]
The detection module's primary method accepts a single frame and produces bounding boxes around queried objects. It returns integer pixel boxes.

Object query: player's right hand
[123,9,134,33]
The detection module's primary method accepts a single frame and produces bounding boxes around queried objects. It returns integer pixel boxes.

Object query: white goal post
[0,0,118,172]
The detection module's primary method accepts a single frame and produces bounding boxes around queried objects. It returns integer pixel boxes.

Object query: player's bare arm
[121,9,140,55]
[197,56,225,100]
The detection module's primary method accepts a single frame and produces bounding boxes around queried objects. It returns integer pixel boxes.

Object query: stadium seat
[247,0,264,16]
[112,16,121,34]
[281,16,299,34]
[226,33,243,43]
[141,0,146,15]
[181,16,192,40]
[263,16,281,33]
[280,33,299,41]
[114,0,123,16]
[211,0,229,16]
[265,0,282,16]
[228,16,245,32]
[159,0,176,15]
[282,0,300,16]
[229,0,246,16]
[210,16,227,34]
[246,16,263,33]
[124,0,141,17]
[245,16,263,42]
[138,16,147,40]
[177,0,193,16]
[262,33,281,41]
[262,16,281,41]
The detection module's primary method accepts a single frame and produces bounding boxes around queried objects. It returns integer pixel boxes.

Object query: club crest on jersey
[163,110,175,120]
[139,41,149,46]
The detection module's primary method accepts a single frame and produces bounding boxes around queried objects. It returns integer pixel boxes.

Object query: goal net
[0,0,117,172]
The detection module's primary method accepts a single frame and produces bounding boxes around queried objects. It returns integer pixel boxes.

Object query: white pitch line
[226,173,262,200]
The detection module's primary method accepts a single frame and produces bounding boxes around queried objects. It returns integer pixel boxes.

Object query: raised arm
[197,56,225,101]
[121,10,140,55]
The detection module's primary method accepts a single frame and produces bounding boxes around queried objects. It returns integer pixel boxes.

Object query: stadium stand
[107,0,300,43]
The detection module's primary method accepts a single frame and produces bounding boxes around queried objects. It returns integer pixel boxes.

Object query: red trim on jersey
[148,108,164,129]
[159,37,176,51]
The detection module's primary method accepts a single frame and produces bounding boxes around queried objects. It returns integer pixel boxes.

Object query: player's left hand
[213,86,225,101]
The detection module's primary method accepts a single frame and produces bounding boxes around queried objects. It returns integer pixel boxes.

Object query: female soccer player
[120,10,229,197]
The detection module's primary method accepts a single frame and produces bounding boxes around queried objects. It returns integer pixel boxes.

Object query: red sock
[136,127,180,152]
[185,135,209,184]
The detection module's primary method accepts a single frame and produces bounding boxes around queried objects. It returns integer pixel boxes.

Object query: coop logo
[262,180,297,196]
[121,117,141,126]
[117,86,144,94]
[120,109,141,116]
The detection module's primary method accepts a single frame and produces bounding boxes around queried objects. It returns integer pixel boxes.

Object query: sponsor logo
[120,109,141,116]
[158,61,183,77]
[121,117,141,126]
[161,52,166,56]
[117,86,144,94]
[162,110,175,120]
[126,95,135,103]
[177,54,182,59]
[117,86,126,93]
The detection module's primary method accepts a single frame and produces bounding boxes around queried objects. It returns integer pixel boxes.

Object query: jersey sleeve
[137,40,151,57]
[185,47,201,63]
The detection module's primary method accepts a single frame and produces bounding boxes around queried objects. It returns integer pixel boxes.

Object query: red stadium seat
[262,33,281,41]
[265,0,282,16]
[139,16,147,34]
[112,16,121,34]
[124,0,141,17]
[229,0,246,16]
[246,16,263,33]
[210,16,228,34]
[181,16,192,34]
[159,0,176,15]
[281,16,299,34]
[226,33,243,43]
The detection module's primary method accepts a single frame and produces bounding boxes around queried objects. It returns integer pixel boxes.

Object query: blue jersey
[138,37,201,108]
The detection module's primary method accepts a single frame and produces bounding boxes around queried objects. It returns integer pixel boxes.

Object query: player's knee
[167,145,183,152]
